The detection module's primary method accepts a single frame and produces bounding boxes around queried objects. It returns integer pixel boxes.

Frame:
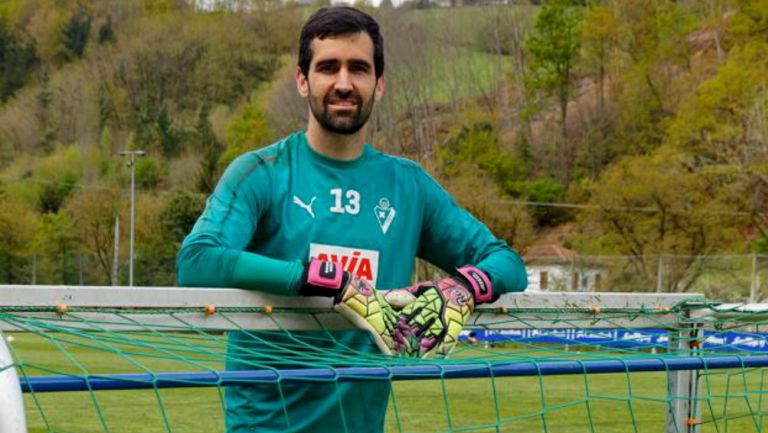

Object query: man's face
[296,32,384,135]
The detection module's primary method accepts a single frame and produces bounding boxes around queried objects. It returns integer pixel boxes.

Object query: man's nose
[334,68,353,92]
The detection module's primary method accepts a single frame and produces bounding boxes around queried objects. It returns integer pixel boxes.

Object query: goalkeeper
[177,6,527,433]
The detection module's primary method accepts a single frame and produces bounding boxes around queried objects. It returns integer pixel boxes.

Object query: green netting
[2,299,768,433]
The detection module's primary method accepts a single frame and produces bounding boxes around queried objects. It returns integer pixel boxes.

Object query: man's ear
[295,67,309,98]
[374,74,385,102]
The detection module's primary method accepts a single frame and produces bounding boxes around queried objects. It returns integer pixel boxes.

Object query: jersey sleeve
[177,152,304,295]
[415,170,528,295]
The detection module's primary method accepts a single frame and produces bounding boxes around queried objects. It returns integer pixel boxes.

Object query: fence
[0,252,177,287]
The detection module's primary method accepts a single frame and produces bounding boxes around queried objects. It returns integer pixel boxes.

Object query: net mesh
[2,298,768,433]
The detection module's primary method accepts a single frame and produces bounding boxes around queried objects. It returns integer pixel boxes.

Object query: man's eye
[350,64,369,73]
[316,64,337,73]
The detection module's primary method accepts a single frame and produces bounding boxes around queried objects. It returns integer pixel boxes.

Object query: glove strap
[299,259,349,298]
[456,266,493,304]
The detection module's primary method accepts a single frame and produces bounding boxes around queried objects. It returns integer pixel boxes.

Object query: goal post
[1,285,766,433]
[0,329,26,433]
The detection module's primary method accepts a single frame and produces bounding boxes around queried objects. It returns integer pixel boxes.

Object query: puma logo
[293,195,316,219]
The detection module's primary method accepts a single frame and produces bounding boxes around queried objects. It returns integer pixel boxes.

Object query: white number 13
[330,188,360,215]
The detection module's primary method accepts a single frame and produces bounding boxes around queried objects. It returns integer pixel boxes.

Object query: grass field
[6,331,767,433]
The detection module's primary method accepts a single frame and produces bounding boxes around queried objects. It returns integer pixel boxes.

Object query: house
[524,244,607,292]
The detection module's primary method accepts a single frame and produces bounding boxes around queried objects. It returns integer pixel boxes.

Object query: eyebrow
[313,58,372,70]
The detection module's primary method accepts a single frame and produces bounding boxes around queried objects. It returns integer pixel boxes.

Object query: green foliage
[439,120,528,196]
[97,16,115,44]
[524,0,583,125]
[134,193,177,286]
[578,146,745,291]
[435,116,535,248]
[35,146,83,213]
[756,236,768,255]
[0,198,39,282]
[526,177,567,227]
[728,0,768,43]
[224,97,271,167]
[135,155,163,190]
[36,211,81,284]
[668,41,768,162]
[59,10,91,62]
[0,18,38,102]
[604,0,696,155]
[196,104,225,194]
[160,190,206,246]
[65,188,121,284]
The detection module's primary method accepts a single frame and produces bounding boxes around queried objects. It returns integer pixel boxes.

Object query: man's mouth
[327,100,358,110]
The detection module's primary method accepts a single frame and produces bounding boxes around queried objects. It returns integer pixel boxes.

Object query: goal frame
[0,285,743,433]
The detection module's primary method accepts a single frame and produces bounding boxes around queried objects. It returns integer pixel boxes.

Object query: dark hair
[298,6,384,79]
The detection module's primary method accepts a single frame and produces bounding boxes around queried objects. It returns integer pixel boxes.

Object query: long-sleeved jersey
[177,130,527,433]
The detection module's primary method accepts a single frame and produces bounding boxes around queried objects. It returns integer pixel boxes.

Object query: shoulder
[223,133,300,184]
[369,151,449,198]
[371,151,428,177]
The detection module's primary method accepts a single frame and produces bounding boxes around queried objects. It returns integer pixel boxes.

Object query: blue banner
[460,329,768,352]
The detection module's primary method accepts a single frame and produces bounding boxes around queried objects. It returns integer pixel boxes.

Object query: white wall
[526,265,605,292]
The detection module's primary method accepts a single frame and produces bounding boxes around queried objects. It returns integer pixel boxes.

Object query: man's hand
[386,266,492,358]
[299,259,398,355]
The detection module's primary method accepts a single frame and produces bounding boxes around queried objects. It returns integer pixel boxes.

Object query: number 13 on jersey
[329,188,360,215]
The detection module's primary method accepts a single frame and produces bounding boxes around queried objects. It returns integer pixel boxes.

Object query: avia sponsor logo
[309,243,380,286]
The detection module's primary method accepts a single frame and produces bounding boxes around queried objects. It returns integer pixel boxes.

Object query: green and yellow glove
[299,259,398,355]
[386,266,493,358]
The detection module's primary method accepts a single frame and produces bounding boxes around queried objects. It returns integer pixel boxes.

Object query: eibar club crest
[374,197,396,235]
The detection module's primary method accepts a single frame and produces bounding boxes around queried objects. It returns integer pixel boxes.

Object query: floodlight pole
[119,150,145,287]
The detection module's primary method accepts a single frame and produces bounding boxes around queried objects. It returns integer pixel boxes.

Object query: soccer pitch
[11,333,765,433]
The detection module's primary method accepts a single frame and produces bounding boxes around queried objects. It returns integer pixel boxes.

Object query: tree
[436,162,535,251]
[65,188,121,284]
[0,18,38,102]
[438,118,528,197]
[666,38,768,245]
[581,3,618,118]
[36,211,80,284]
[196,104,225,194]
[604,0,695,157]
[35,145,83,213]
[160,190,206,247]
[0,199,39,283]
[98,15,115,44]
[579,146,745,292]
[223,95,271,168]
[525,0,584,143]
[59,10,91,62]
[526,177,567,227]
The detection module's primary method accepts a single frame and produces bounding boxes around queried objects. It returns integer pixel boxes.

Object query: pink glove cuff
[306,259,344,289]
[456,266,493,304]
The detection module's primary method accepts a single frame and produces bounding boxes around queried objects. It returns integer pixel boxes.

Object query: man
[177,6,527,433]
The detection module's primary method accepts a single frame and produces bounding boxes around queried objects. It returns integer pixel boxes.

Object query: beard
[308,87,375,135]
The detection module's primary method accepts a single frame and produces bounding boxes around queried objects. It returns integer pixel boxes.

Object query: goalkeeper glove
[386,266,493,358]
[299,258,398,355]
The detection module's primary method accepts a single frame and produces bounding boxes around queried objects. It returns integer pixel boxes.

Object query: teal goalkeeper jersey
[178,130,527,294]
[177,130,527,433]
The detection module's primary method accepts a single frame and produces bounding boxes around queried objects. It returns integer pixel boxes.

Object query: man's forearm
[476,249,528,295]
[178,243,303,295]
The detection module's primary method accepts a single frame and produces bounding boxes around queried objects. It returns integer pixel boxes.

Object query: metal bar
[0,286,702,310]
[19,355,768,393]
[666,322,702,433]
[0,311,680,332]
[0,286,698,331]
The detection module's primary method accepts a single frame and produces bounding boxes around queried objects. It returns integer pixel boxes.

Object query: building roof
[523,244,608,269]
[523,244,578,261]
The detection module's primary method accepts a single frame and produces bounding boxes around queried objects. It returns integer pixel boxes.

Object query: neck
[305,118,368,161]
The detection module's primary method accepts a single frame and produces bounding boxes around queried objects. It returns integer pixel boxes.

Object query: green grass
[6,333,768,433]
